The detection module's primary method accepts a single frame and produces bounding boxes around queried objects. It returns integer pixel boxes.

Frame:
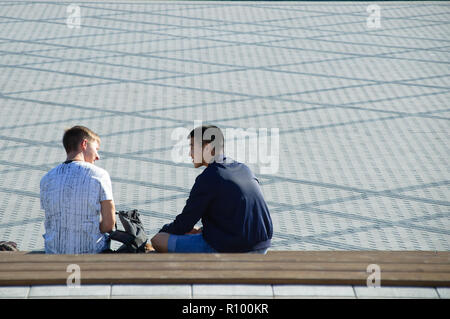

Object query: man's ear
[202,143,214,163]
[80,139,88,151]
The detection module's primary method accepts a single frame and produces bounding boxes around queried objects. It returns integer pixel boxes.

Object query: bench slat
[1,251,449,264]
[0,270,448,286]
[1,251,448,287]
[1,262,449,273]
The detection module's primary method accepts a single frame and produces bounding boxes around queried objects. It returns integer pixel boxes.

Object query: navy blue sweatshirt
[159,157,273,253]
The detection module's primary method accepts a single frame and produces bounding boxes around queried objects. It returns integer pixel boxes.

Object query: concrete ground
[1,284,449,299]
[0,1,449,255]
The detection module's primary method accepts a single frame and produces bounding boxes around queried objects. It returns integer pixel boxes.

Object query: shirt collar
[210,153,227,165]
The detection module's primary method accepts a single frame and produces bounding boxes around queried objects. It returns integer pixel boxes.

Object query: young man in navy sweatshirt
[151,125,273,253]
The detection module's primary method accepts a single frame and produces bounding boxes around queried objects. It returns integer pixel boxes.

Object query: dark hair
[188,125,224,151]
[63,126,100,153]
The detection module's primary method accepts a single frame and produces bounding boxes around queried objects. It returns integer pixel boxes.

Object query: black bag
[108,209,148,253]
[0,241,18,251]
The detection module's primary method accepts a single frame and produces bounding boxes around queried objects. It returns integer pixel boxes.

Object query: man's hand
[185,227,202,235]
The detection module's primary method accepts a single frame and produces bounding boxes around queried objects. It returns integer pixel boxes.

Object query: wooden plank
[0,261,449,273]
[1,251,449,287]
[1,251,449,264]
[0,270,448,286]
[2,251,446,258]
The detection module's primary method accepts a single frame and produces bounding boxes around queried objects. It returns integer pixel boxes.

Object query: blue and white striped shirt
[40,161,114,254]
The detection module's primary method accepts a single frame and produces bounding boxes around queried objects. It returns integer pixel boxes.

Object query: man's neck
[213,153,225,163]
[66,153,84,162]
[204,153,225,167]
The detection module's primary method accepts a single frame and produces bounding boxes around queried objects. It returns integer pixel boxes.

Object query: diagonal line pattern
[0,1,449,251]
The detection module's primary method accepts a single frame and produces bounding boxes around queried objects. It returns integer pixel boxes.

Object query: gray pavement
[0,284,448,299]
[0,1,449,252]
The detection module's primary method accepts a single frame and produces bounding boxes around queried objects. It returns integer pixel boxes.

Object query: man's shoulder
[196,165,217,181]
[41,162,110,182]
[74,163,112,184]
[40,164,63,183]
[84,162,110,177]
[201,159,254,184]
[211,158,253,175]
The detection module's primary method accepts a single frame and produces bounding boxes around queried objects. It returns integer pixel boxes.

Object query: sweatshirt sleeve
[159,171,214,235]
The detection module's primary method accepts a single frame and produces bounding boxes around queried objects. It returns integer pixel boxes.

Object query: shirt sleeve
[159,172,214,235]
[98,170,114,202]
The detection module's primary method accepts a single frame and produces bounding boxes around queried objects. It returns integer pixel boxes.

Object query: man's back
[40,161,113,254]
[160,157,273,252]
[201,158,273,252]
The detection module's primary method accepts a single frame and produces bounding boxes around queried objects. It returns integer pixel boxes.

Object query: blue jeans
[167,233,268,254]
[168,233,217,253]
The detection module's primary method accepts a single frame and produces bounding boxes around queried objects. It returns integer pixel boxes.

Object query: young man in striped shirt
[40,126,116,254]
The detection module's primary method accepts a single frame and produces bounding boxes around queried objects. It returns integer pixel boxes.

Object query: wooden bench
[0,251,449,287]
